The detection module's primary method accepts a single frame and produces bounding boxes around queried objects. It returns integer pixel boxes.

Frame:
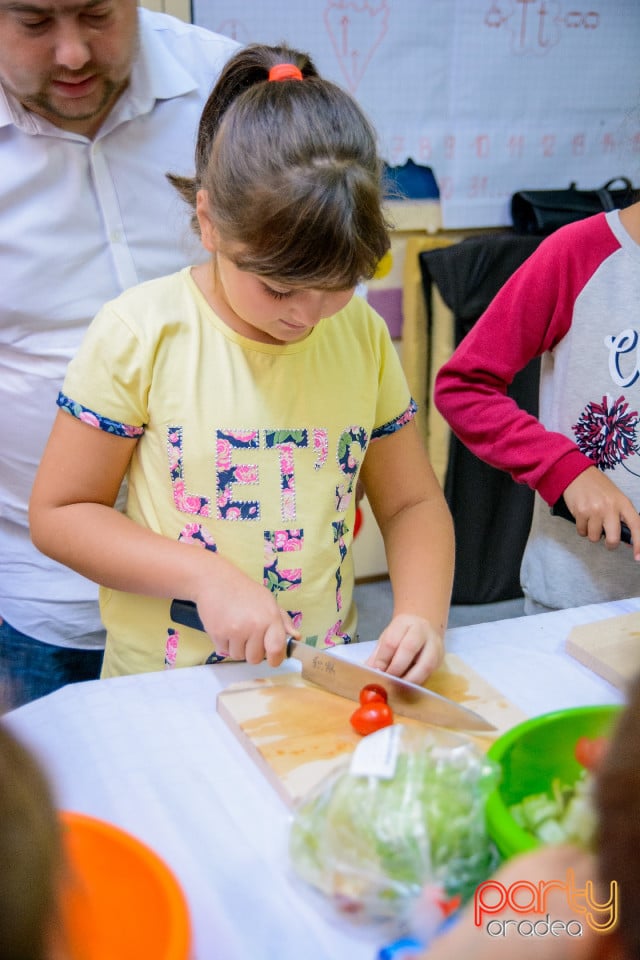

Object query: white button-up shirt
[0,10,238,646]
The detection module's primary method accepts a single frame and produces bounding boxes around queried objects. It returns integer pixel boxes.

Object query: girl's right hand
[563,466,640,560]
[190,555,299,666]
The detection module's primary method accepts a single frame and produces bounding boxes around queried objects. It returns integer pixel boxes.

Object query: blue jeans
[0,618,104,710]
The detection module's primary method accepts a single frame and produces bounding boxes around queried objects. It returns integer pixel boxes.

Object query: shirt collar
[121,9,200,115]
[0,84,38,132]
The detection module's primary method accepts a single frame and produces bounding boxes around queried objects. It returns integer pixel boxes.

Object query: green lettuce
[289,724,500,922]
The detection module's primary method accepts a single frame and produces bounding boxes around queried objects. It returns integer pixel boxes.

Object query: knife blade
[170,598,496,732]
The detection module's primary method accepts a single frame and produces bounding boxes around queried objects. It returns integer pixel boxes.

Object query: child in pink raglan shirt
[435,201,640,614]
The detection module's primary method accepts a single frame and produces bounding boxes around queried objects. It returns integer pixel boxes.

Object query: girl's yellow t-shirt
[60,268,415,676]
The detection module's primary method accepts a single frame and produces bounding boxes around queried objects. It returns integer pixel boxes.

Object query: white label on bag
[349,724,401,779]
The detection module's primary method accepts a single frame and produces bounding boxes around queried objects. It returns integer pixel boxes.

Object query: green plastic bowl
[486,704,621,860]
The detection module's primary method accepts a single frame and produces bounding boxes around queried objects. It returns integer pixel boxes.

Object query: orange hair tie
[268,63,303,82]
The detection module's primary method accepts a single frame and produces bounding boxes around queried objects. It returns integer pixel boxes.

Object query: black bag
[511,177,637,236]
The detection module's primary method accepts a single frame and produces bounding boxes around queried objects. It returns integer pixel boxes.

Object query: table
[5,597,639,960]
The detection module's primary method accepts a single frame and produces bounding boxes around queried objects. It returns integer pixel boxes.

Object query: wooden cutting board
[565,611,640,690]
[217,654,526,806]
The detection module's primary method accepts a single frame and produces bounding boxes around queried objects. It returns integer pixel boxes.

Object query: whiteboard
[193,0,640,228]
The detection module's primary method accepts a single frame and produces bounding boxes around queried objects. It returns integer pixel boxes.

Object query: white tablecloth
[5,597,640,960]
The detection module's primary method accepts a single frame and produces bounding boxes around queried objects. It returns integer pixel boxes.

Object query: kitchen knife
[170,598,496,732]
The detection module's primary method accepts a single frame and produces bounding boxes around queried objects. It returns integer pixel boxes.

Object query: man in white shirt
[0,0,238,706]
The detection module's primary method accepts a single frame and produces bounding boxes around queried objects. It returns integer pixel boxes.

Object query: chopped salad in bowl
[485,705,620,859]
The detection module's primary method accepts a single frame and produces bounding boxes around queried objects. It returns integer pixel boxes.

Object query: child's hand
[364,614,445,685]
[563,466,640,560]
[191,556,299,666]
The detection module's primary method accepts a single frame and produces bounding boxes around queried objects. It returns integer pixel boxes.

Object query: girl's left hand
[364,614,445,685]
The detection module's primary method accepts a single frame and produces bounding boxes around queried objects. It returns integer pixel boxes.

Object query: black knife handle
[170,598,205,631]
[551,495,632,544]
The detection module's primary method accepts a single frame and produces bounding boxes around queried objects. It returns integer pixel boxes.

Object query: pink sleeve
[433,219,616,505]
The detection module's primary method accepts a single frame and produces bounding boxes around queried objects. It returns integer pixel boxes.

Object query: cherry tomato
[359,683,388,705]
[574,735,609,771]
[350,701,394,736]
[436,893,462,919]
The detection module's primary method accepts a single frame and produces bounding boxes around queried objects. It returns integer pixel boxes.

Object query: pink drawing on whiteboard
[484,2,601,55]
[324,0,389,94]
[216,19,250,43]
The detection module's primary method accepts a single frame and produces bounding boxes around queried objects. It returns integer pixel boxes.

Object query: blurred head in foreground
[0,720,66,960]
[596,672,640,959]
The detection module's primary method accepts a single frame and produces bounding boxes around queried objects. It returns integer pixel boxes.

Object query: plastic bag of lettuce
[289,723,500,925]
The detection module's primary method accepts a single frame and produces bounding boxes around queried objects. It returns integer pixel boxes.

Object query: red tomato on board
[574,735,609,771]
[359,683,388,705]
[350,701,394,736]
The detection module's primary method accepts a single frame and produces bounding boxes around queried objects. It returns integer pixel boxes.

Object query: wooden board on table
[566,612,640,690]
[216,653,526,806]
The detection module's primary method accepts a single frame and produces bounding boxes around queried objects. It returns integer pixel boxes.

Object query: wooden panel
[217,653,526,806]
[162,0,191,21]
[140,0,191,20]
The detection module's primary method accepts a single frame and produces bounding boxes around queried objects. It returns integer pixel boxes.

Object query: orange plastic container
[59,811,191,960]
